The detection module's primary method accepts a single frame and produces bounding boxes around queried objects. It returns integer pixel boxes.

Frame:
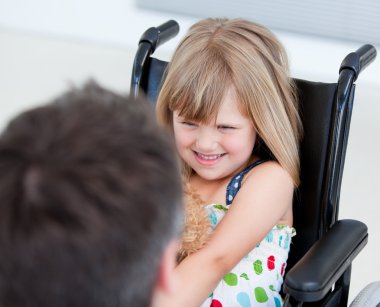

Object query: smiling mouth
[194,151,226,161]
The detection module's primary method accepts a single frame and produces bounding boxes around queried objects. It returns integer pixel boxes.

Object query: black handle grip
[356,44,377,73]
[156,20,180,48]
[339,44,377,81]
[138,20,179,53]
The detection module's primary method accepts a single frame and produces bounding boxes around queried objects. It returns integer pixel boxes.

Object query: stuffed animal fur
[177,183,212,263]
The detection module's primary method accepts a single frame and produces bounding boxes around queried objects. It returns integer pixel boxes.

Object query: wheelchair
[130,20,378,306]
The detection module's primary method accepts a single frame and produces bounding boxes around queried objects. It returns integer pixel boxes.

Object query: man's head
[0,82,182,307]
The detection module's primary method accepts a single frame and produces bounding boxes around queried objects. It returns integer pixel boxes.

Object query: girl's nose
[195,127,218,152]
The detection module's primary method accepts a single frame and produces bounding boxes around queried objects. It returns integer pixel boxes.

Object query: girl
[156,18,302,307]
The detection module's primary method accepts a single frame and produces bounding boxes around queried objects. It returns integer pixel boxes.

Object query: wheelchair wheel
[350,281,380,307]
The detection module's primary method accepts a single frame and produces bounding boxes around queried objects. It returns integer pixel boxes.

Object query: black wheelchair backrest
[130,20,377,306]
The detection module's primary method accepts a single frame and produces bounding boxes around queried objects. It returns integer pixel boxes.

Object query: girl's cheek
[174,129,193,148]
[224,136,245,150]
[225,134,255,153]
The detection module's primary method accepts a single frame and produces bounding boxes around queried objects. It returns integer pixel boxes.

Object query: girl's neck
[189,174,229,205]
[189,155,261,204]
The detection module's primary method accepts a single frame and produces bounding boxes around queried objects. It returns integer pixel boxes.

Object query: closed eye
[218,125,236,130]
[182,121,198,127]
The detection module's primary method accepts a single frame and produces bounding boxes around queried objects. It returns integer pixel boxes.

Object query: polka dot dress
[200,160,296,307]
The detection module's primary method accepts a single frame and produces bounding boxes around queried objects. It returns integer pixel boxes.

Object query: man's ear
[155,239,179,295]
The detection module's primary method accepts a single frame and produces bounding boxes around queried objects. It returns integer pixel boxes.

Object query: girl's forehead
[216,91,250,121]
[173,87,250,124]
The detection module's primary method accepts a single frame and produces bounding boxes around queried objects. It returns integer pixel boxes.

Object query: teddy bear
[177,183,212,263]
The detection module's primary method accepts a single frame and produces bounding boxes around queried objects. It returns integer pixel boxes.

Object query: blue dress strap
[225,159,267,206]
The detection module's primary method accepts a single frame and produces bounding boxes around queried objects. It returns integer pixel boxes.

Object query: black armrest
[283,219,368,302]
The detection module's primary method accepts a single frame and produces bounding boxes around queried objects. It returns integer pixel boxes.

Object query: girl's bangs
[168,52,232,123]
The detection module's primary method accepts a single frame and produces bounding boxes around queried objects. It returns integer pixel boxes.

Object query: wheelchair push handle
[156,20,180,47]
[339,44,377,81]
[138,20,180,53]
[131,20,179,98]
[356,44,377,71]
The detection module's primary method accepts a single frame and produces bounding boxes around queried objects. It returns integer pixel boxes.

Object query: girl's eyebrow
[175,115,189,121]
[215,118,239,125]
[173,113,183,119]
[218,123,236,126]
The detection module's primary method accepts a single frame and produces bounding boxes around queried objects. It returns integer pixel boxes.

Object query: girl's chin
[191,167,227,181]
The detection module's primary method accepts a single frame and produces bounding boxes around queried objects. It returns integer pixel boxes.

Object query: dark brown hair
[0,81,182,307]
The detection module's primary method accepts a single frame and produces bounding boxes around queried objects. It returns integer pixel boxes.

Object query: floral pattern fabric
[200,161,295,306]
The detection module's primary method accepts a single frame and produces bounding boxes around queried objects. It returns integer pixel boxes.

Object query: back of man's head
[0,81,182,307]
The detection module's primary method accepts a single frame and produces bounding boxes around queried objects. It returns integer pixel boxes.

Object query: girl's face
[172,88,257,181]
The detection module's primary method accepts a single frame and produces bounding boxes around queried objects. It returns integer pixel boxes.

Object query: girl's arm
[165,161,294,306]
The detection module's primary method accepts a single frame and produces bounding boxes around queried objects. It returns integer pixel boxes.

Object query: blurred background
[0,0,379,304]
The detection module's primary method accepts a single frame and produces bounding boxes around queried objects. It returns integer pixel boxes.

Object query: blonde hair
[156,18,302,186]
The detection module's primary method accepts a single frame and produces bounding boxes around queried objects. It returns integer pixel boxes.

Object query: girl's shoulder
[236,160,294,226]
[237,160,294,208]
[243,160,293,187]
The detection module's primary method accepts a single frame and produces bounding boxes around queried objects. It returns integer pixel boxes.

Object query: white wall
[0,0,379,84]
[0,0,192,57]
[139,0,380,45]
